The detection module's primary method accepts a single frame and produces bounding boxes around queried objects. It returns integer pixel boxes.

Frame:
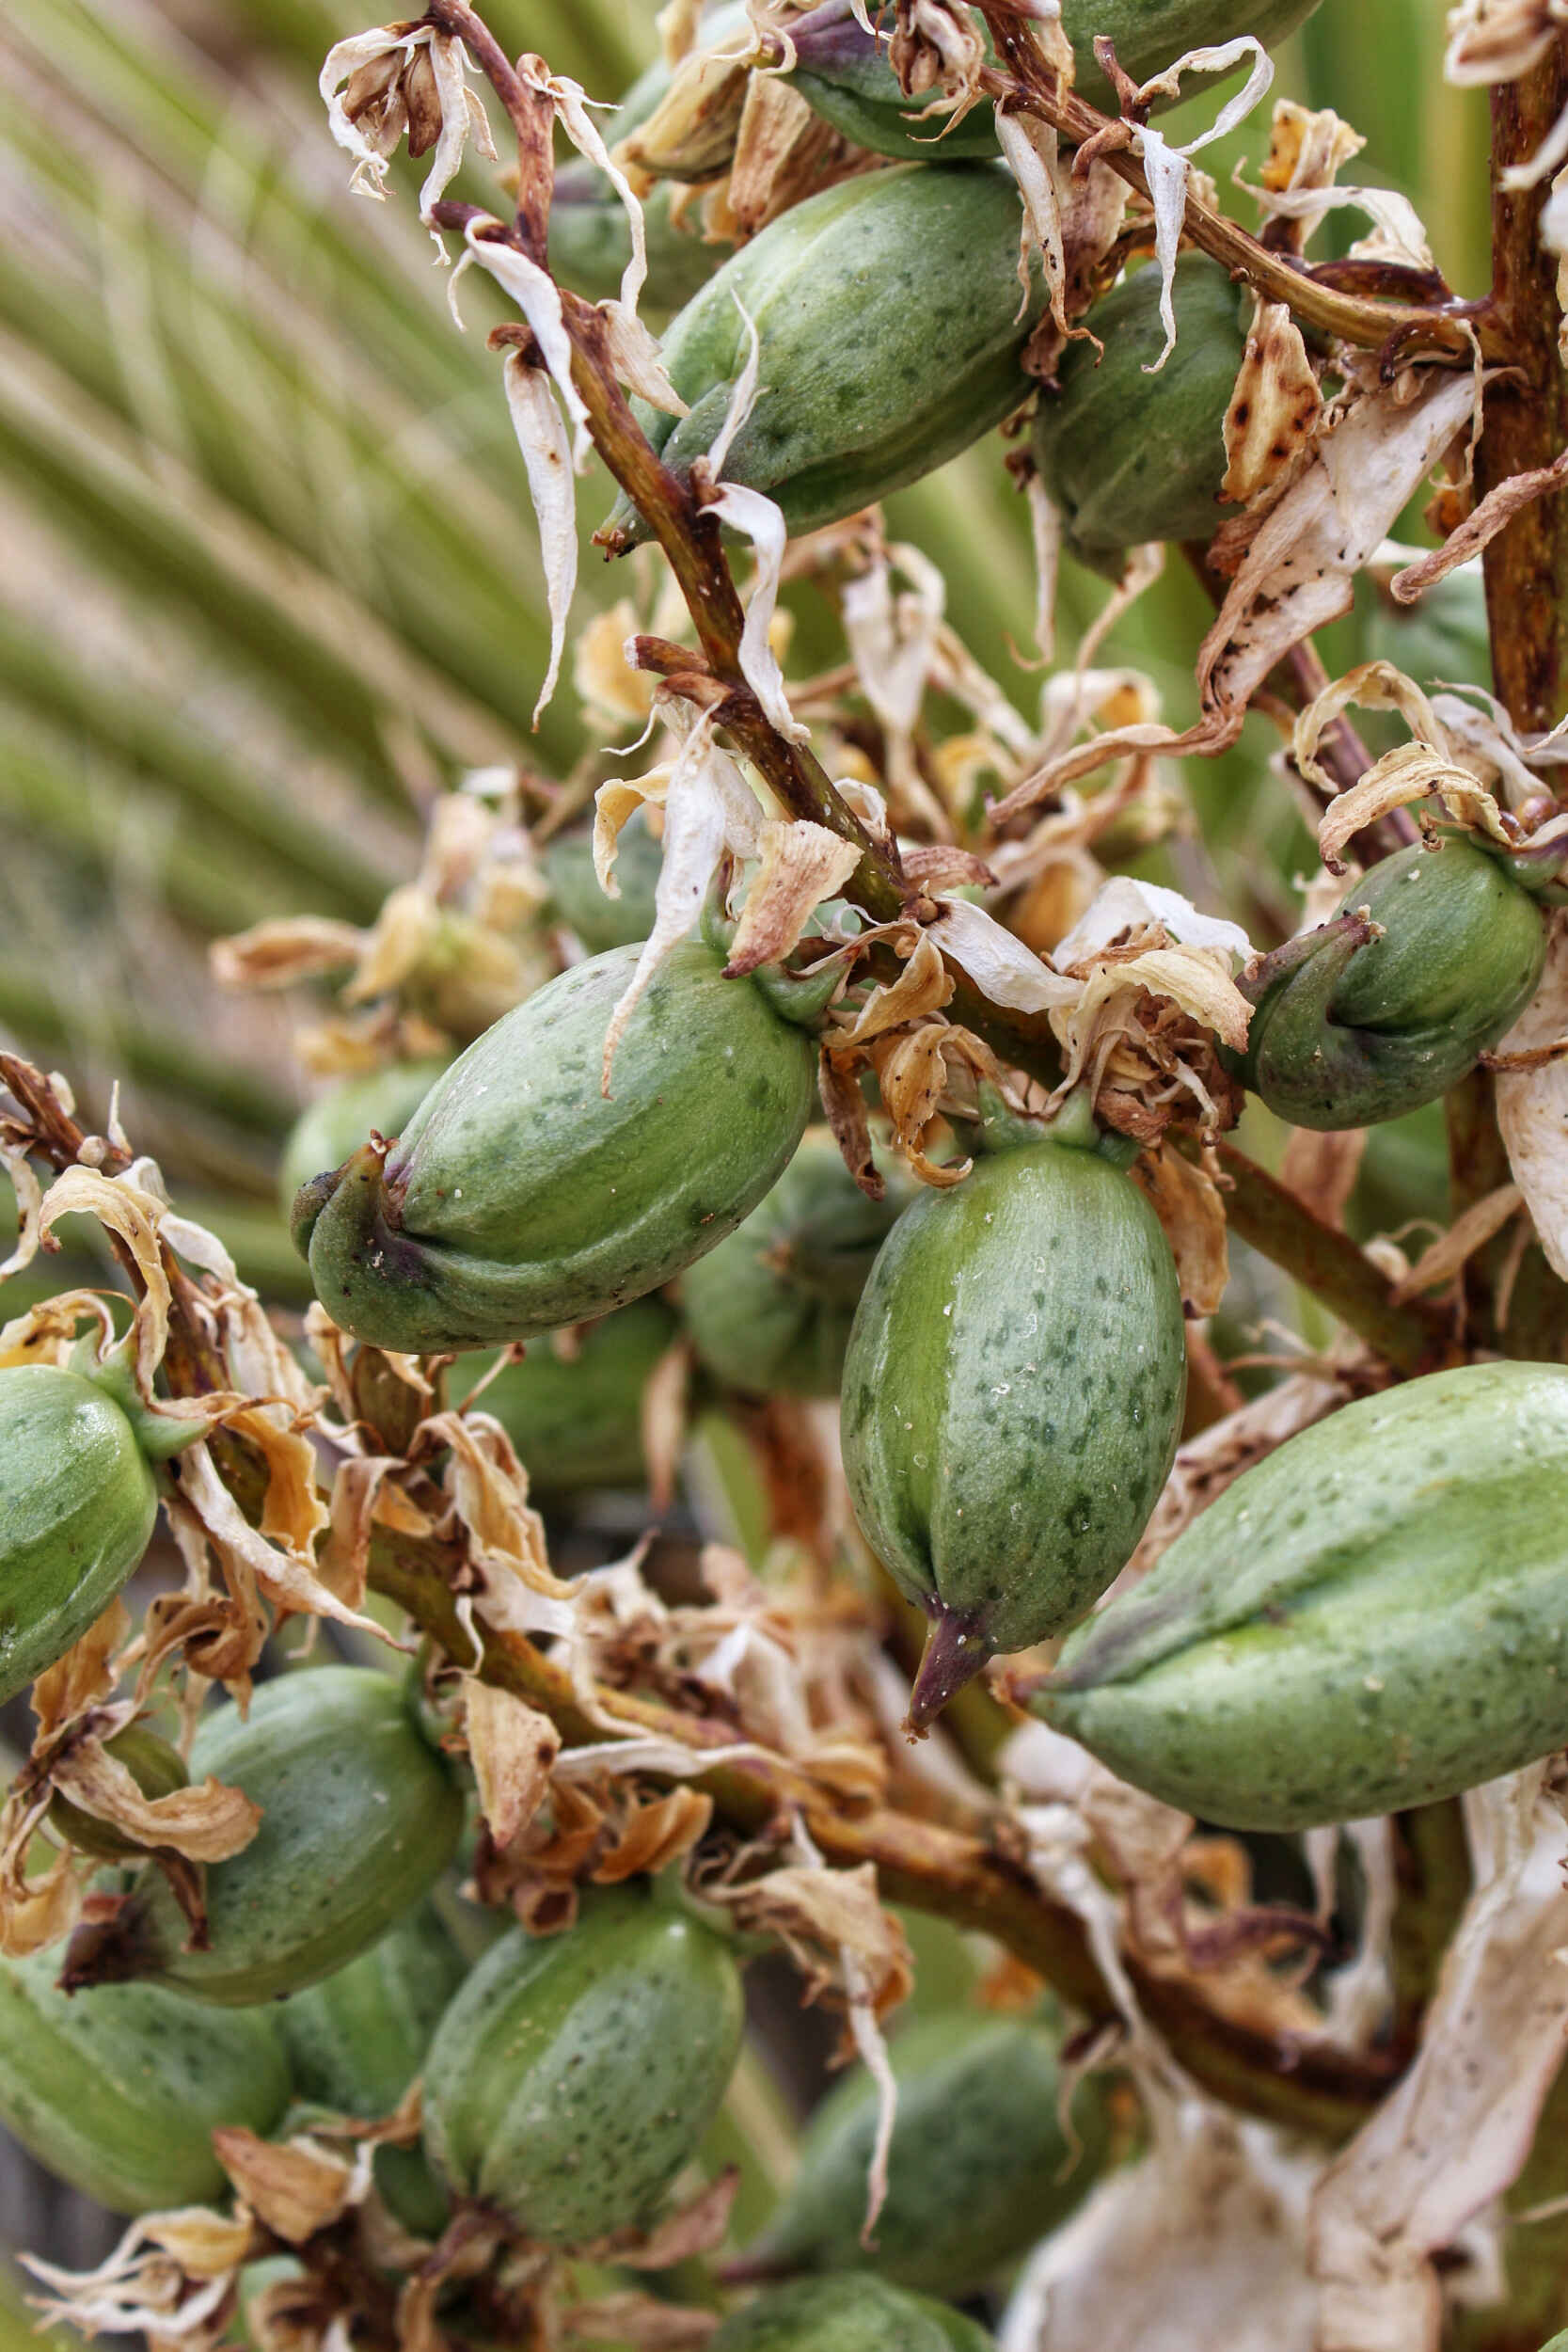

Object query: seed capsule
[711,2277,994,2351]
[63,1666,463,2003]
[1031,253,1248,571]
[842,1100,1185,1729]
[454,1298,679,1497]
[1037,1361,1568,1829]
[605,166,1042,547]
[742,2009,1111,2296]
[423,1885,744,2247]
[0,1955,289,2213]
[682,1133,912,1398]
[1227,836,1547,1130]
[279,1903,467,2235]
[293,939,817,1354]
[0,1365,162,1706]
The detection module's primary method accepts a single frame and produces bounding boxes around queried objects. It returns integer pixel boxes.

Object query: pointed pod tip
[903,1607,992,1739]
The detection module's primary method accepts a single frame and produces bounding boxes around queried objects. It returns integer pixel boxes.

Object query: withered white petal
[703,481,810,743]
[929,896,1080,1010]
[502,352,578,728]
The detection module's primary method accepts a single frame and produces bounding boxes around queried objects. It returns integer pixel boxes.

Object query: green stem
[1205,1138,1454,1375]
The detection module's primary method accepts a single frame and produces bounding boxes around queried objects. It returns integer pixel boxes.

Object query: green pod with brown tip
[1037,1361,1568,1829]
[1031,254,1249,573]
[1226,836,1547,1130]
[293,939,816,1355]
[0,1363,166,1707]
[711,2277,994,2352]
[423,1885,744,2248]
[681,1133,912,1398]
[606,166,1043,548]
[0,1953,289,2214]
[278,1059,448,1218]
[841,1099,1185,1728]
[278,1902,467,2235]
[64,1667,464,2004]
[742,2009,1111,2296]
[453,1298,679,1496]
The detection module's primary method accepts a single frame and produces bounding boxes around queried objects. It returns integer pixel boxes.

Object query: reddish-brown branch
[1478,36,1568,734]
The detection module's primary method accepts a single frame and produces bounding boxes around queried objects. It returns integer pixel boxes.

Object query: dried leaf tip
[903,1603,991,1736]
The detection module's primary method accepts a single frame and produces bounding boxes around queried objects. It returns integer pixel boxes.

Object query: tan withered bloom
[321,23,496,212]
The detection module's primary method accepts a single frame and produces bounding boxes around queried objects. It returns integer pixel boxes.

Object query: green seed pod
[681,1134,912,1398]
[605,166,1042,548]
[711,2278,993,2352]
[453,1299,680,1497]
[48,1723,189,1862]
[0,1364,161,1707]
[278,1060,448,1218]
[64,1666,464,2003]
[1031,254,1248,573]
[423,1885,745,2247]
[743,2010,1111,2296]
[293,939,817,1355]
[842,1096,1185,1728]
[0,1952,289,2213]
[783,2,1322,162]
[549,162,733,311]
[541,812,663,953]
[278,1902,467,2236]
[1037,1361,1568,1830]
[1227,837,1547,1131]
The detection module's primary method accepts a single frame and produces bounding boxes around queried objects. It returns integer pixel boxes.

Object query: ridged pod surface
[841,1107,1185,1726]
[278,1060,448,1216]
[279,1903,467,2234]
[66,1667,463,2003]
[783,1,1322,156]
[0,1365,159,1707]
[1227,837,1547,1130]
[606,167,1042,546]
[711,2277,993,2351]
[1031,254,1248,570]
[454,1299,679,1495]
[682,1134,911,1397]
[1037,1362,1568,1828]
[294,940,816,1353]
[0,1955,289,2213]
[423,1886,744,2246]
[745,2010,1111,2296]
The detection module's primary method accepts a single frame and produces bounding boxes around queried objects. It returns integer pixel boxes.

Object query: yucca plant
[8,4,1568,2351]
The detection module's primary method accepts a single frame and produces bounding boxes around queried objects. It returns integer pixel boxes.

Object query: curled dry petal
[1132,41,1275,373]
[723,818,861,977]
[465,1681,561,1849]
[1221,302,1322,506]
[211,2132,359,2246]
[1131,1147,1229,1316]
[1309,1768,1568,2352]
[48,1744,261,1866]
[1496,909,1568,1279]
